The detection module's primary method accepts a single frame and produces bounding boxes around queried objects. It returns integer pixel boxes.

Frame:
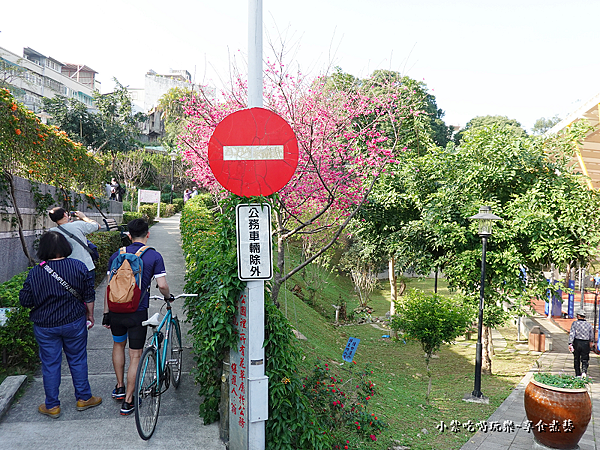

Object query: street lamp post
[464,206,502,404]
[169,151,177,204]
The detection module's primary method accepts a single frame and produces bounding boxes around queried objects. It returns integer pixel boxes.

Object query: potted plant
[524,372,591,449]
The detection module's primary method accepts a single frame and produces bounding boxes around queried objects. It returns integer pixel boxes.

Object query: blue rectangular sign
[568,279,575,319]
[342,337,360,362]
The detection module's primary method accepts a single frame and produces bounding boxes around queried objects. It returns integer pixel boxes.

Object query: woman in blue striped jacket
[19,231,102,419]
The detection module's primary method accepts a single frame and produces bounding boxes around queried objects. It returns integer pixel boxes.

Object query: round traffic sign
[208,107,299,197]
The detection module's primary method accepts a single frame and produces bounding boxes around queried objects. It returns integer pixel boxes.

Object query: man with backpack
[102,218,172,415]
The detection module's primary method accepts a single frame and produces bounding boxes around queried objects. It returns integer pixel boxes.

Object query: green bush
[88,230,123,281]
[0,271,38,371]
[138,205,156,223]
[173,198,184,212]
[138,202,178,221]
[163,203,177,217]
[123,211,144,224]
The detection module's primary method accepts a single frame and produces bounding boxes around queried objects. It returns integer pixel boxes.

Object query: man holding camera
[48,207,101,287]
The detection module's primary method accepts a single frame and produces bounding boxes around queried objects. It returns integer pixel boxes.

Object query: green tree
[42,95,104,148]
[157,86,202,151]
[391,289,473,402]
[92,79,146,156]
[416,120,600,374]
[532,115,561,135]
[454,115,526,144]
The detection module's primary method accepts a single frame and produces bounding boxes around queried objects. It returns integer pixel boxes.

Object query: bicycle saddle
[142,313,161,327]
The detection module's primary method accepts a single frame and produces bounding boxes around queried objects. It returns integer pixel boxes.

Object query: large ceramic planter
[524,378,591,449]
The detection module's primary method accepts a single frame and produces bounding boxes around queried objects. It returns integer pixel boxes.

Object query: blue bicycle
[134,293,197,440]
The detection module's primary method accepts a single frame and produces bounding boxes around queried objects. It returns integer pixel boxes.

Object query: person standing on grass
[568,309,594,378]
[19,231,102,419]
[102,218,172,415]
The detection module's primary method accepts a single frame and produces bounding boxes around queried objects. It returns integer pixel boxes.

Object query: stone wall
[0,176,122,283]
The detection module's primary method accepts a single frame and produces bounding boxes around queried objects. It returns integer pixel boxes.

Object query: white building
[0,46,99,114]
[129,69,215,144]
[129,69,214,113]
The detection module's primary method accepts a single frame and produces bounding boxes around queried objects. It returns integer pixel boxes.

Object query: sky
[2,0,599,131]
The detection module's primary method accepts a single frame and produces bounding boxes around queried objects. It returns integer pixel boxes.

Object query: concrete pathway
[0,214,226,450]
[460,313,599,450]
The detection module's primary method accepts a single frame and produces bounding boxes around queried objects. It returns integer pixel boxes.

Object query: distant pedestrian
[183,189,191,203]
[110,178,122,202]
[568,309,594,377]
[191,187,198,197]
[19,231,102,419]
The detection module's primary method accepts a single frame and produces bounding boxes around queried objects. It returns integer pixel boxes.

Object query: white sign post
[230,204,271,449]
[137,189,161,219]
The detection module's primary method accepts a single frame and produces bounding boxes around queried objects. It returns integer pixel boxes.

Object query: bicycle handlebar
[148,294,198,302]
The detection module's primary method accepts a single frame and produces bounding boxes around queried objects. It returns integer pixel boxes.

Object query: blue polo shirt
[107,242,166,311]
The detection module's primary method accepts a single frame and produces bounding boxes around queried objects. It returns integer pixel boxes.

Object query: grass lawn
[280,267,539,449]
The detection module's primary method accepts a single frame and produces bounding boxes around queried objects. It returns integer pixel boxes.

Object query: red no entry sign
[208,107,299,197]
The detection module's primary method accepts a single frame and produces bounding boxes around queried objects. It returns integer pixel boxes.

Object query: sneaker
[112,385,126,400]
[76,395,102,411]
[120,400,135,415]
[582,372,588,379]
[38,404,61,419]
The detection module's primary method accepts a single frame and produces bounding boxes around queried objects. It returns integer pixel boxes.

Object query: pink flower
[370,435,377,441]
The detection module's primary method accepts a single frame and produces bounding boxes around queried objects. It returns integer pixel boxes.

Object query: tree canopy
[532,115,561,135]
[454,115,526,144]
[42,79,145,156]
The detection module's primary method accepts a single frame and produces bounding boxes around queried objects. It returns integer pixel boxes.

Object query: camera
[70,211,77,216]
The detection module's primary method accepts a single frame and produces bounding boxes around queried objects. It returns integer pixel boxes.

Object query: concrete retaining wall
[0,176,122,283]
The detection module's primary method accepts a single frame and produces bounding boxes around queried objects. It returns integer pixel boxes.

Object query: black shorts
[109,310,148,350]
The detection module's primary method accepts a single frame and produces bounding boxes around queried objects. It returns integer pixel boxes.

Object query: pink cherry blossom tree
[179,60,429,303]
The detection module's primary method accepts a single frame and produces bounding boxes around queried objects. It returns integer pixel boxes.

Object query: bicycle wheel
[135,347,161,440]
[168,317,183,388]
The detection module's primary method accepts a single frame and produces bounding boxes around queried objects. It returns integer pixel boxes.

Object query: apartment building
[0,46,99,115]
[129,69,215,144]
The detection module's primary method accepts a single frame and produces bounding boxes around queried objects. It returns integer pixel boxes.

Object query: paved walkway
[460,310,599,450]
[0,214,226,450]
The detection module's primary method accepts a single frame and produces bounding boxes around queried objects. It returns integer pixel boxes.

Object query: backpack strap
[134,246,154,257]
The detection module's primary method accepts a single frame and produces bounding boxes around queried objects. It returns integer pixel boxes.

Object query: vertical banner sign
[553,281,562,317]
[568,279,575,319]
[230,289,249,448]
[236,204,272,281]
[342,337,361,362]
[230,285,269,449]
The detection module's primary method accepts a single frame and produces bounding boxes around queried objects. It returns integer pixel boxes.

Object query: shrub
[173,198,184,212]
[138,204,156,223]
[302,360,387,447]
[164,203,177,217]
[138,202,178,221]
[391,289,473,401]
[88,230,123,283]
[0,271,38,371]
[123,211,144,224]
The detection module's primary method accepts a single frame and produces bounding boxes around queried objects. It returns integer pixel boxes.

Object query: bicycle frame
[142,303,177,392]
[135,293,196,440]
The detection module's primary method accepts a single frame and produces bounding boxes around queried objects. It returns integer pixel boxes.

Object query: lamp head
[469,206,502,237]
